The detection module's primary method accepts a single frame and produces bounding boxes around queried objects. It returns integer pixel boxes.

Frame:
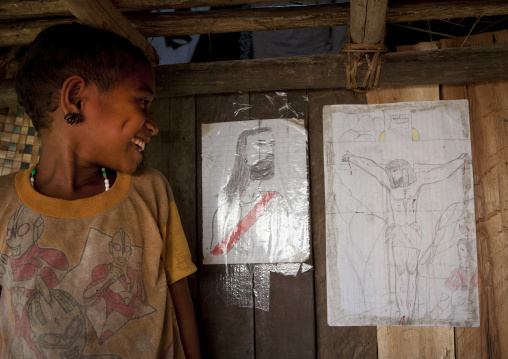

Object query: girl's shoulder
[0,170,19,194]
[132,166,169,187]
[131,166,175,201]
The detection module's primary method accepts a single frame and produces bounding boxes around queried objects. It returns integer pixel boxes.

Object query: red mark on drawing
[459,224,470,236]
[399,316,406,326]
[463,159,466,175]
[347,157,352,175]
[212,191,278,255]
[412,199,416,213]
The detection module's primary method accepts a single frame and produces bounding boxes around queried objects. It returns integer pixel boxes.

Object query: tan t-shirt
[0,166,196,359]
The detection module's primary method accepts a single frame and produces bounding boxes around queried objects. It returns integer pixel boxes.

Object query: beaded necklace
[30,167,110,191]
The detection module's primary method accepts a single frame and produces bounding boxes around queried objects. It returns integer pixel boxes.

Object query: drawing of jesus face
[385,159,416,188]
[244,131,275,165]
[245,131,275,181]
[391,166,408,186]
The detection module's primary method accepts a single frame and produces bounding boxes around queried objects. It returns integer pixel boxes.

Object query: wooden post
[440,29,508,359]
[350,0,387,44]
[59,0,159,64]
[366,41,455,359]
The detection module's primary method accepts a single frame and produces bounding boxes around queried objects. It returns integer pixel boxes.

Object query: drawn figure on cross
[342,150,472,325]
[210,127,301,263]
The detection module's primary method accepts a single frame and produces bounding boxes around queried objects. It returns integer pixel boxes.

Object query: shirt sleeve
[161,200,197,285]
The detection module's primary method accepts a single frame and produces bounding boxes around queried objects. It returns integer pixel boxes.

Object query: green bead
[31,169,37,175]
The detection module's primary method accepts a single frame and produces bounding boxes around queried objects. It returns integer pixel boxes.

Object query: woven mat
[0,107,40,175]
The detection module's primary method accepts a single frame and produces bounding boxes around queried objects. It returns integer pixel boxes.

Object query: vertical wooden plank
[197,93,256,359]
[167,96,198,297]
[144,97,170,178]
[144,95,200,314]
[366,84,456,359]
[249,90,316,358]
[308,89,378,358]
[441,29,508,359]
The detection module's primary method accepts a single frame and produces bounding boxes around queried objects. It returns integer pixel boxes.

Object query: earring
[64,113,82,125]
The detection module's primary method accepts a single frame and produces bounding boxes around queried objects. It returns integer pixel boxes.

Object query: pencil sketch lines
[340,151,471,325]
[202,119,310,265]
[324,101,478,327]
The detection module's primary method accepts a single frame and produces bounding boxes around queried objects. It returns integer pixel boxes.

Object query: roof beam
[2,1,508,47]
[153,44,508,96]
[2,44,508,107]
[59,0,159,63]
[0,0,285,21]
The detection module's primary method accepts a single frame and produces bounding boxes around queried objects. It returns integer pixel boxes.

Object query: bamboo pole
[2,1,508,47]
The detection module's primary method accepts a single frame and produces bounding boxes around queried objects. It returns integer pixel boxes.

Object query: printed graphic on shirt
[0,204,69,358]
[27,279,121,359]
[1,204,155,358]
[60,227,155,345]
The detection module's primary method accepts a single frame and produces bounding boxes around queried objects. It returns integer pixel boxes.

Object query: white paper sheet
[202,119,310,265]
[324,100,479,326]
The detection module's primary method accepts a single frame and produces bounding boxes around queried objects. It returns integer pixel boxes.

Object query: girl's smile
[78,61,159,174]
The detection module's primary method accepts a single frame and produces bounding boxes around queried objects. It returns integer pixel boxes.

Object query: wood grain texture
[3,1,508,45]
[249,91,316,359]
[168,96,198,267]
[350,0,387,44]
[144,96,199,304]
[308,89,378,359]
[4,44,508,107]
[144,97,171,179]
[440,29,508,359]
[151,44,508,95]
[0,0,299,20]
[196,93,256,359]
[366,52,455,359]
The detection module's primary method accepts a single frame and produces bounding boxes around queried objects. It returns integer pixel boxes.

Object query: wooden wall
[144,34,508,358]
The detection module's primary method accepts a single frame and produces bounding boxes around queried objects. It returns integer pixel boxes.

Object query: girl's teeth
[131,138,145,152]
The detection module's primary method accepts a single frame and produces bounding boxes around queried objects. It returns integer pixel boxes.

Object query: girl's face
[79,62,158,174]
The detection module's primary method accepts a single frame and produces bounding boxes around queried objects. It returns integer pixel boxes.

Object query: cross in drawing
[342,150,471,325]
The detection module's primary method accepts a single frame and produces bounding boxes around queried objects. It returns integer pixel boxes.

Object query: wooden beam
[0,0,288,21]
[350,0,387,44]
[132,4,349,37]
[153,44,508,96]
[59,0,159,64]
[3,44,508,108]
[2,1,508,47]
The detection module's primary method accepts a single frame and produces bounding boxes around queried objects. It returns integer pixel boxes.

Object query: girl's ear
[61,76,86,114]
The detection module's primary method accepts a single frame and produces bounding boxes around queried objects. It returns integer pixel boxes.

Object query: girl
[0,23,200,358]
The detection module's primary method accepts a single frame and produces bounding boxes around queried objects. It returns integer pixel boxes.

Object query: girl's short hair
[15,23,150,131]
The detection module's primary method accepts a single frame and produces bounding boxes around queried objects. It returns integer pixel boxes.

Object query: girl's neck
[33,154,116,200]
